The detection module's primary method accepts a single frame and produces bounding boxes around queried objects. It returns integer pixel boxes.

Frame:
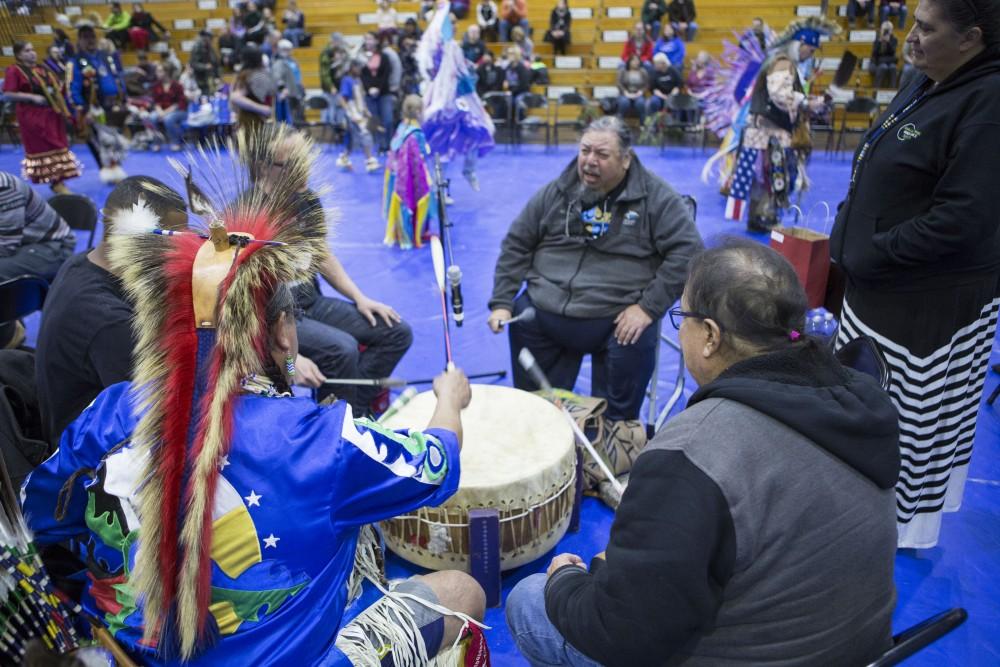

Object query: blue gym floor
[5,139,998,666]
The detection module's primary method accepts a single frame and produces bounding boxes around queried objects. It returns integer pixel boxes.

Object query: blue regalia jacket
[22,382,461,665]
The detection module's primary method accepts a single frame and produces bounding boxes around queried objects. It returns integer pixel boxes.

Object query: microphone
[499,306,536,328]
[517,348,552,393]
[447,264,464,327]
[377,386,418,424]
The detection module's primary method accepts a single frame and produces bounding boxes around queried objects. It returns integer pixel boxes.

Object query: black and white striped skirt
[837,277,1000,549]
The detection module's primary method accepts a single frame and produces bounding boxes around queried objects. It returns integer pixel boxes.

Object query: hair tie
[789,330,801,341]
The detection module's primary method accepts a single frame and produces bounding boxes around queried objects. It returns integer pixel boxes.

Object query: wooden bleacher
[2,0,905,137]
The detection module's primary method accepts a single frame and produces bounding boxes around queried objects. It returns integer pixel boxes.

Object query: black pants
[508,293,658,421]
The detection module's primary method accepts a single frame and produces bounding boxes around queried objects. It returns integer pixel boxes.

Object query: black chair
[835,335,891,391]
[294,94,341,145]
[834,96,879,153]
[0,96,19,149]
[866,608,968,667]
[0,275,49,331]
[47,194,99,250]
[663,93,705,153]
[482,91,514,146]
[552,92,590,147]
[515,93,550,147]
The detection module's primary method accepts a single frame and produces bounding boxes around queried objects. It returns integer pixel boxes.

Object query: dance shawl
[383,121,437,249]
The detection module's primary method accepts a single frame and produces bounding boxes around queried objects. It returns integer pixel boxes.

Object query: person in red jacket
[620,21,654,65]
[500,0,530,41]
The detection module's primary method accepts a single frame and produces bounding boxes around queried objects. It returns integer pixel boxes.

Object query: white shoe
[365,157,380,173]
[99,167,115,184]
[111,165,128,183]
[445,194,455,206]
[336,153,353,170]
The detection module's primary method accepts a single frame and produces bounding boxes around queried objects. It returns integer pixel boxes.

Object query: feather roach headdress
[106,125,331,659]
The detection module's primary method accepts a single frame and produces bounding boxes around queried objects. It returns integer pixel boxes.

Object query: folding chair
[47,194,99,250]
[866,608,967,667]
[834,96,879,153]
[552,91,590,147]
[516,93,550,148]
[294,94,341,145]
[663,93,705,153]
[0,275,48,334]
[482,91,514,147]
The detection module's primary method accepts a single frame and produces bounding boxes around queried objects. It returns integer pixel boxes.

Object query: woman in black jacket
[870,21,899,87]
[830,0,1000,550]
[545,0,572,56]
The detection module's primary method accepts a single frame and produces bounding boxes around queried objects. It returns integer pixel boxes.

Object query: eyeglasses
[668,307,713,330]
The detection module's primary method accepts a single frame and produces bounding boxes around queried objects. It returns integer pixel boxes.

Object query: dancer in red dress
[3,41,81,194]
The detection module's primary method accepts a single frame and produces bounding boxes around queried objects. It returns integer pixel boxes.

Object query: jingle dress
[831,48,1000,549]
[3,64,81,186]
[383,120,437,249]
[22,381,460,665]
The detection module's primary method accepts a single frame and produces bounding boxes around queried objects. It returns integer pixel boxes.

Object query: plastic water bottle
[807,314,824,337]
[822,312,839,346]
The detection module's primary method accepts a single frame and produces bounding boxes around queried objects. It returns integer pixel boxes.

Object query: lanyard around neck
[849,86,928,192]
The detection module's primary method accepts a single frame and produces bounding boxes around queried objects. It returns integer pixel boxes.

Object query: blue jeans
[671,21,698,41]
[645,95,666,117]
[499,18,530,41]
[508,293,658,421]
[366,93,396,152]
[153,109,187,144]
[293,281,413,413]
[880,4,907,27]
[847,0,876,25]
[617,95,645,124]
[506,574,603,667]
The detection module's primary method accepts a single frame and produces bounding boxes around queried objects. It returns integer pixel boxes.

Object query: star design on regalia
[244,490,262,507]
[218,454,230,471]
[263,534,280,549]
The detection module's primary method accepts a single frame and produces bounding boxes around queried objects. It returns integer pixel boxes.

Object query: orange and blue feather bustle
[383,122,437,249]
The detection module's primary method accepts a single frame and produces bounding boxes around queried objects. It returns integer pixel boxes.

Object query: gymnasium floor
[5,140,999,666]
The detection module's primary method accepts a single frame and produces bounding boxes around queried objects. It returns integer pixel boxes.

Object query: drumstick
[377,387,418,424]
[430,235,455,370]
[517,349,625,495]
[322,377,408,388]
[498,307,536,328]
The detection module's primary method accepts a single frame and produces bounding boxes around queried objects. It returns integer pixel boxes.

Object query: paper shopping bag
[770,226,831,308]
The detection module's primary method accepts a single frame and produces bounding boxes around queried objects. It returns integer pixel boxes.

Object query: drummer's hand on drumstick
[294,354,327,388]
[614,304,653,346]
[429,368,472,448]
[547,553,587,578]
[487,308,512,334]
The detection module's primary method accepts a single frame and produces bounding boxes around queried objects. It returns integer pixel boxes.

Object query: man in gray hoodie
[488,116,703,420]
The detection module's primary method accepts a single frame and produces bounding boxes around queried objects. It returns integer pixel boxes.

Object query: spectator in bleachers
[463,24,488,64]
[617,54,649,124]
[160,47,183,79]
[870,21,899,87]
[375,0,399,44]
[229,5,248,42]
[477,49,505,95]
[502,45,533,118]
[219,24,243,71]
[667,0,698,42]
[848,0,876,28]
[52,28,75,58]
[478,0,500,41]
[747,17,769,51]
[281,0,308,47]
[621,22,654,65]
[231,45,275,130]
[243,1,268,45]
[399,36,421,95]
[102,2,131,50]
[500,0,530,42]
[654,23,686,70]
[261,28,283,59]
[272,39,305,124]
[43,43,69,83]
[898,40,919,89]
[361,32,395,153]
[880,0,907,28]
[401,17,423,42]
[646,52,682,117]
[686,49,714,97]
[381,33,404,101]
[149,63,187,150]
[545,0,572,56]
[189,29,220,95]
[337,58,380,173]
[320,32,351,124]
[511,25,535,60]
[134,50,157,87]
[642,0,667,40]
[128,3,168,50]
[179,64,202,103]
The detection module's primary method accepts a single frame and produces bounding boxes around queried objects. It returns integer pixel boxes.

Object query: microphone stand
[429,153,506,384]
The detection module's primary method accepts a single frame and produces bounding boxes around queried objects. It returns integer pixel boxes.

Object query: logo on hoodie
[897,123,921,141]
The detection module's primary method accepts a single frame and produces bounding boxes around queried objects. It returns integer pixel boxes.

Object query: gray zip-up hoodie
[489,157,703,320]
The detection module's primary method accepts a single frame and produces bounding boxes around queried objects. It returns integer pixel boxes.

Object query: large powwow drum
[381,385,576,571]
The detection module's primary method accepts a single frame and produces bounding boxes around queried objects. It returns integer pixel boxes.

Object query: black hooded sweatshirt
[544,341,900,666]
[830,47,1000,292]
